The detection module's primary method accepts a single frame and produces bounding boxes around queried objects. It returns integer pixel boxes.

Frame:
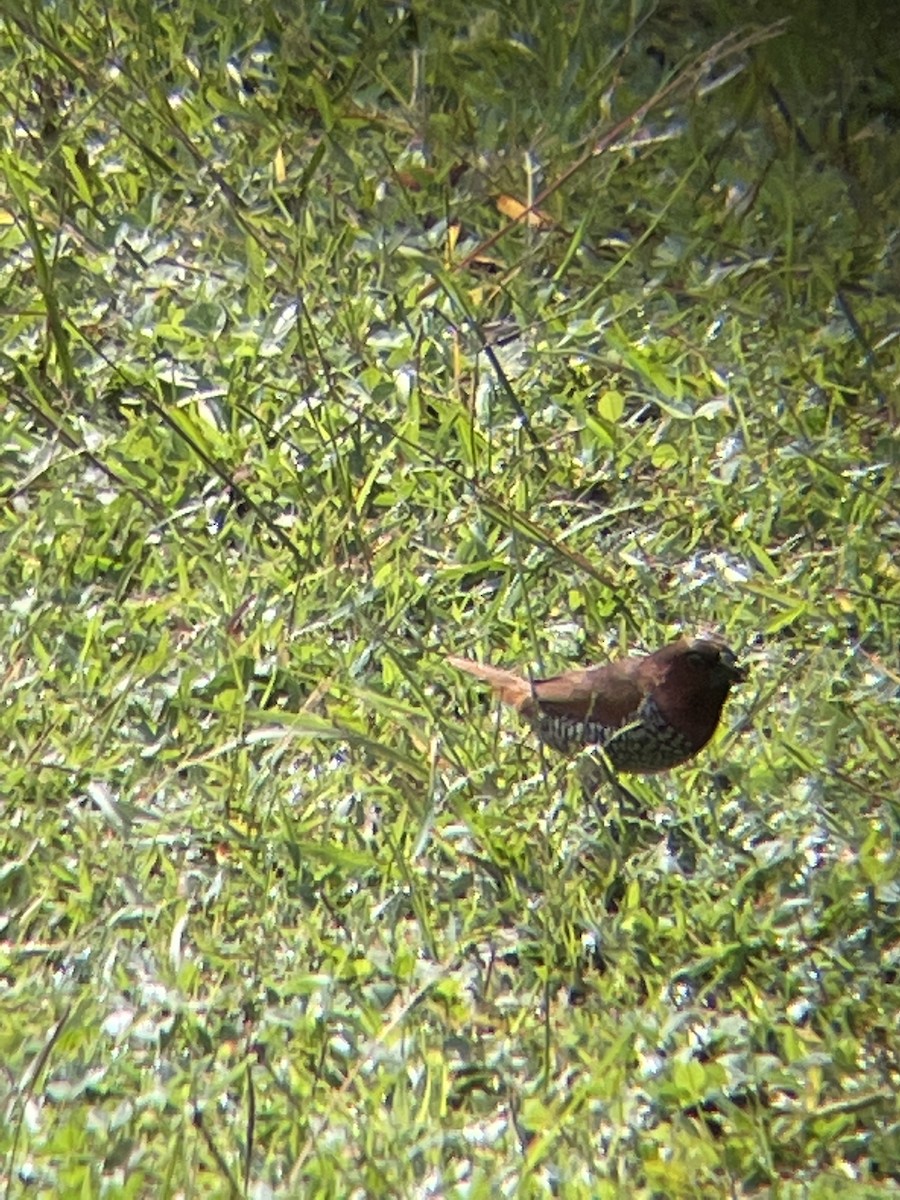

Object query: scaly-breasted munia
[447,635,745,772]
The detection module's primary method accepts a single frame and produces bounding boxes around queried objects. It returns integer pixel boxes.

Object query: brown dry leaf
[495,193,555,229]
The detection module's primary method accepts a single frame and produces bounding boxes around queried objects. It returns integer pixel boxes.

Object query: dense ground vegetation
[1,0,898,1195]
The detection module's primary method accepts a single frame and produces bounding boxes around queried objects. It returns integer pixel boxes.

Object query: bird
[447,635,746,773]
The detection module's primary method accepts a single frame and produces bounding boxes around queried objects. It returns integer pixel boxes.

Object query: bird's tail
[446,656,532,709]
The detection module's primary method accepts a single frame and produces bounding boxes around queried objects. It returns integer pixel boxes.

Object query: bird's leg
[578,749,651,828]
[577,751,613,820]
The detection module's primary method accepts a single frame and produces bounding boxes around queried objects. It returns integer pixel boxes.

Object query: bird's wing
[532,658,662,725]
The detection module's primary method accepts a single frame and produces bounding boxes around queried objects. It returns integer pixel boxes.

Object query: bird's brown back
[447,652,659,724]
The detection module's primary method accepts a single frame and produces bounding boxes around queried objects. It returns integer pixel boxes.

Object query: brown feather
[529,660,649,725]
[445,656,533,709]
[447,652,659,725]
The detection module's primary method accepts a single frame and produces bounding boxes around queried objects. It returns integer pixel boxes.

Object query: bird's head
[673,636,746,687]
[649,635,746,748]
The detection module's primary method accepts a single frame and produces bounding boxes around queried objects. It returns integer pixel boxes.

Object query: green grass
[1,0,898,1195]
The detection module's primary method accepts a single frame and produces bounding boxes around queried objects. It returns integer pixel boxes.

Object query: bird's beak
[721,650,747,683]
